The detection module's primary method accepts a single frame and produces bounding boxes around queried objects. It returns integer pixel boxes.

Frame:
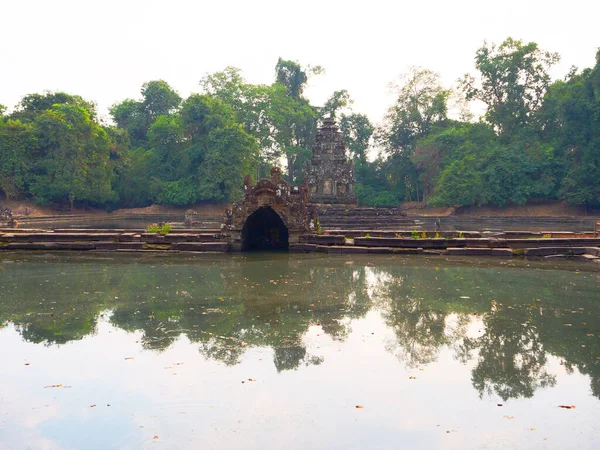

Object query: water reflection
[1,253,599,401]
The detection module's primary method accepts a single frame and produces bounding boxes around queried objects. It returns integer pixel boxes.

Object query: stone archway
[222,166,315,252]
[241,206,289,251]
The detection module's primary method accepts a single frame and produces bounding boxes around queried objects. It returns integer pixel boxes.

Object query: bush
[147,223,172,234]
[147,223,160,233]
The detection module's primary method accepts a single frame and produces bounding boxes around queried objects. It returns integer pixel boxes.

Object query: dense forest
[1,38,599,210]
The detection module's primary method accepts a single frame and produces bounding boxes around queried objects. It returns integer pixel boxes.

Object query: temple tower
[304,117,357,205]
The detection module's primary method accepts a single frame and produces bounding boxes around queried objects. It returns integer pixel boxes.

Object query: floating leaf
[558,405,576,409]
[355,405,364,409]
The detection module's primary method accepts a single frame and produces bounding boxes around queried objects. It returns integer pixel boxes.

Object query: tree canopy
[1,42,599,210]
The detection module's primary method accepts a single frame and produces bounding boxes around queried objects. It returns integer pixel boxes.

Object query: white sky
[1,0,598,124]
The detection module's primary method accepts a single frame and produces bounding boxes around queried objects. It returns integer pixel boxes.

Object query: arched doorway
[241,207,289,251]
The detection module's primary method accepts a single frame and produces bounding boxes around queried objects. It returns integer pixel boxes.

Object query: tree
[13,92,97,121]
[0,119,36,200]
[110,80,181,148]
[539,50,600,206]
[339,113,374,164]
[461,37,560,138]
[275,58,323,98]
[140,80,182,119]
[322,90,352,119]
[380,67,451,154]
[29,104,114,209]
[196,124,259,202]
[377,68,451,202]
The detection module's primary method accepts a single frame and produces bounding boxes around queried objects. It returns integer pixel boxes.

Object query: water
[1,253,599,449]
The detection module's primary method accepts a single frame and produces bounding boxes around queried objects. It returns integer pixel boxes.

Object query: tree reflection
[1,254,598,400]
[461,309,556,400]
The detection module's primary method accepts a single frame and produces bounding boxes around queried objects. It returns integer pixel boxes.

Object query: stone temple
[304,117,357,205]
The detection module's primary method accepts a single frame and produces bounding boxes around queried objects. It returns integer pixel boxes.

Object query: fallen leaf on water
[530,427,536,431]
[564,324,572,327]
[124,357,134,360]
[558,405,576,409]
[153,436,159,440]
[90,404,96,408]
[355,405,364,409]
[497,404,503,407]
[503,415,514,419]
[409,376,416,380]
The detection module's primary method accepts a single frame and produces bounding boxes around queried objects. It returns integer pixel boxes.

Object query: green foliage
[146,223,171,234]
[460,37,560,138]
[365,233,371,238]
[0,119,36,200]
[411,230,420,239]
[1,47,599,210]
[147,223,160,233]
[355,184,400,207]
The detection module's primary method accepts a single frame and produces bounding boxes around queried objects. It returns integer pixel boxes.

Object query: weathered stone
[445,248,513,257]
[0,242,60,250]
[223,166,316,251]
[327,245,370,254]
[141,233,194,244]
[94,242,118,250]
[115,242,145,250]
[171,242,229,252]
[0,232,119,242]
[197,234,220,242]
[304,118,357,205]
[574,254,600,261]
[300,234,346,245]
[289,243,318,253]
[353,237,448,249]
[55,243,96,250]
[525,247,589,257]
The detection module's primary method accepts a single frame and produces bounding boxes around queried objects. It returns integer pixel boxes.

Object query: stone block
[115,242,145,250]
[445,248,512,257]
[301,234,346,245]
[170,242,229,252]
[55,243,96,250]
[524,247,588,257]
[94,242,118,250]
[289,243,318,253]
[0,242,60,250]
